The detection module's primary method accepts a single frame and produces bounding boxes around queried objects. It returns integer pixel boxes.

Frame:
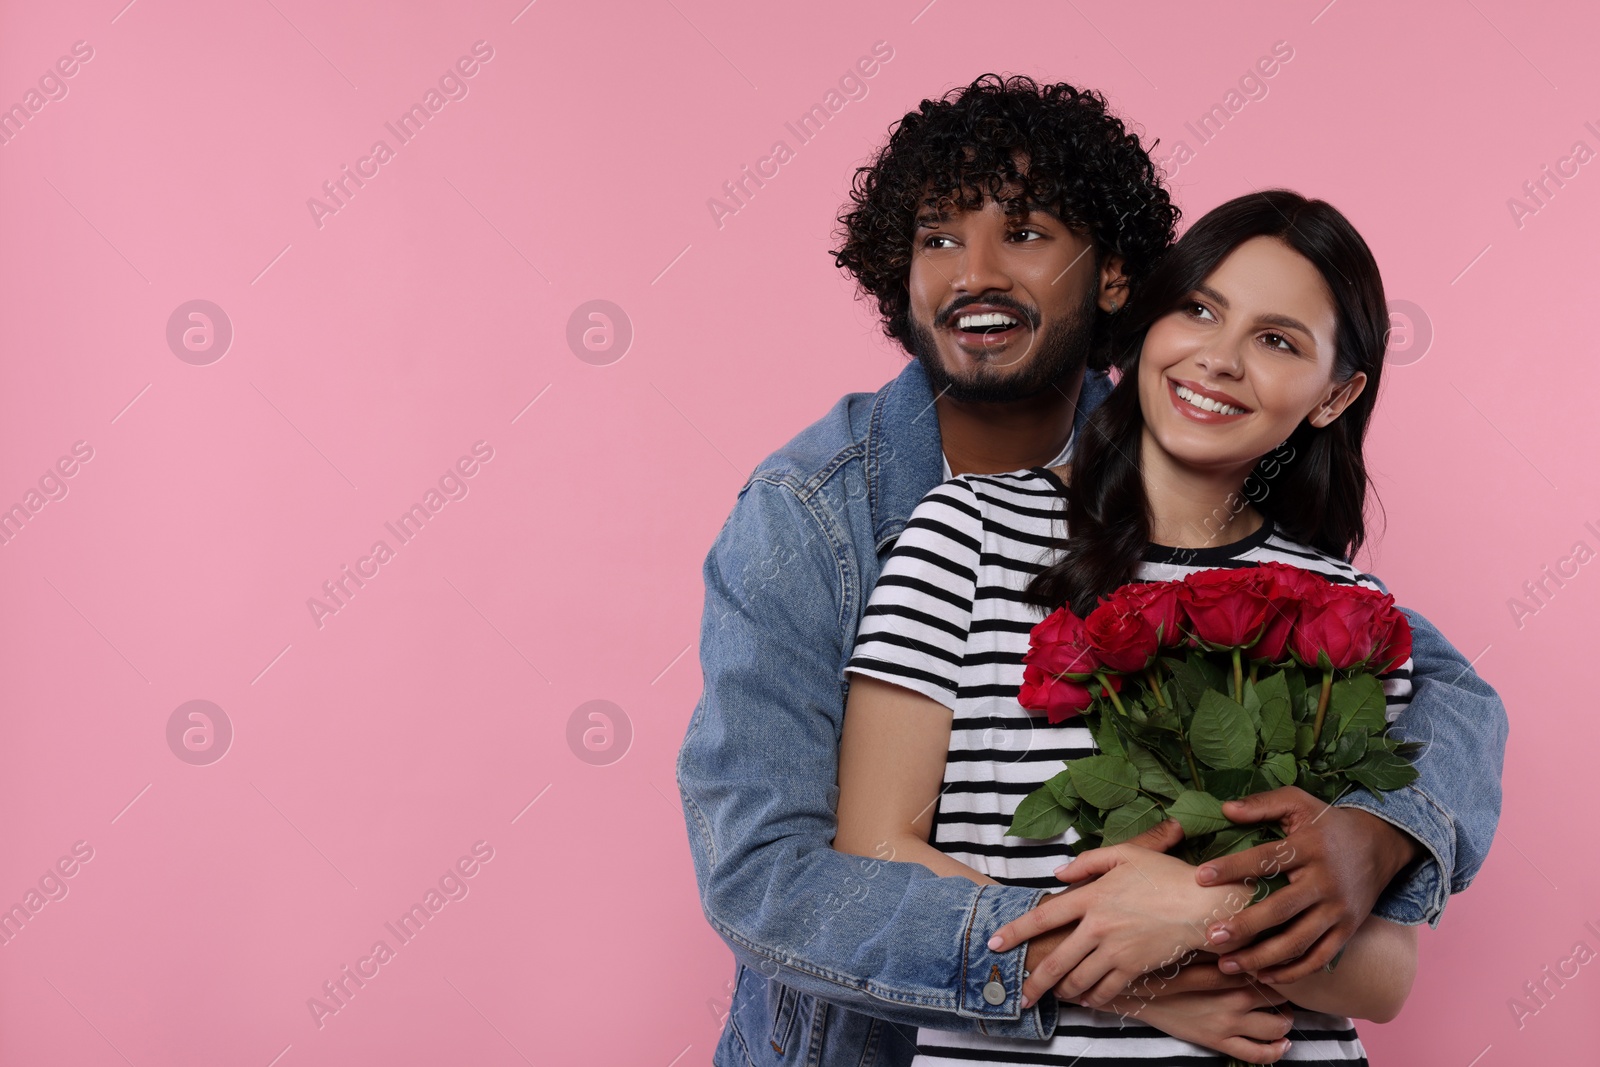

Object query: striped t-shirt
[844,466,1413,1066]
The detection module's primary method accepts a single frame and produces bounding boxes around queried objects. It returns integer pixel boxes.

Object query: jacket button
[981,980,1007,1006]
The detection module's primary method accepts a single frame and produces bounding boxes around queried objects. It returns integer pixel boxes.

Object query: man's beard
[905,289,1099,405]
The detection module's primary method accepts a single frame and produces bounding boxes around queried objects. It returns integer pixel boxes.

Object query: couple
[677,74,1507,1065]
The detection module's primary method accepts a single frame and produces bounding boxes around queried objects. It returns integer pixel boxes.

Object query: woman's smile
[1166,377,1251,422]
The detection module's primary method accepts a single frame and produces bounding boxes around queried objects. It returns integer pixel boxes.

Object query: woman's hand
[1119,957,1255,1001]
[991,838,1255,1007]
[1101,987,1295,1064]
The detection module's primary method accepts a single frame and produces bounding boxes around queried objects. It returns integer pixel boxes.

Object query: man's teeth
[956,311,1019,330]
[1174,384,1247,415]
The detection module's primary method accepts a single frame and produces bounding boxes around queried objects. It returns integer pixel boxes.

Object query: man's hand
[1195,786,1420,983]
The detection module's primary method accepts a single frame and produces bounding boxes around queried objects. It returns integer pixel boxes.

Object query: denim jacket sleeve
[1334,574,1509,926]
[676,475,1059,1037]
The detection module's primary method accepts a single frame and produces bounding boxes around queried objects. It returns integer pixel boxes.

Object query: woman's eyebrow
[1194,283,1313,336]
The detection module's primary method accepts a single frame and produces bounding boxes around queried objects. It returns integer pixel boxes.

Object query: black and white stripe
[846,467,1407,1065]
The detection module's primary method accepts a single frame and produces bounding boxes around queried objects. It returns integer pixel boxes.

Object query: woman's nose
[1194,337,1245,378]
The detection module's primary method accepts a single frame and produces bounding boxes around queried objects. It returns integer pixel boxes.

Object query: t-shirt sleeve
[1357,570,1414,723]
[844,477,983,713]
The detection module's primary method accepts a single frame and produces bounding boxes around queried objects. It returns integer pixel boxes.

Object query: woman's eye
[1262,332,1297,352]
[1186,302,1216,322]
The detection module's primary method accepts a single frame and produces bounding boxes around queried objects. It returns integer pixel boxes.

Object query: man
[676,73,1505,1065]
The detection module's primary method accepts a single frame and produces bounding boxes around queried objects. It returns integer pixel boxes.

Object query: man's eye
[1008,228,1044,241]
[922,234,955,249]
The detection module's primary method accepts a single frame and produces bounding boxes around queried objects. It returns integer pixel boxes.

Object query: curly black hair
[831,73,1177,366]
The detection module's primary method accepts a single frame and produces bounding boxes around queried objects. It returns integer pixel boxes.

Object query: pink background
[1,1,1595,1063]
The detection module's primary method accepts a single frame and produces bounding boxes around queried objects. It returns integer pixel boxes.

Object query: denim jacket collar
[865,358,1116,553]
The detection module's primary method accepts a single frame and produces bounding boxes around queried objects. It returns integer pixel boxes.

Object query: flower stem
[1232,647,1244,703]
[1096,671,1127,716]
[1311,668,1334,744]
[1249,663,1259,686]
[1145,668,1167,707]
[1183,740,1205,792]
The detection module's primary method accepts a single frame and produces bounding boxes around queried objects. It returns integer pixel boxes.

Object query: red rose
[1371,606,1413,674]
[1085,590,1160,673]
[1019,662,1122,724]
[1024,607,1099,679]
[1290,583,1397,669]
[1245,562,1328,662]
[1116,581,1185,648]
[1176,568,1273,649]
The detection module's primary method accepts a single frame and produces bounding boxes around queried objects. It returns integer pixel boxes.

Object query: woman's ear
[1098,253,1129,313]
[1309,372,1368,427]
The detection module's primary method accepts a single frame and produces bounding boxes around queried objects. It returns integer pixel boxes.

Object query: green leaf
[1296,767,1337,803]
[1126,744,1185,799]
[1203,767,1257,801]
[1045,768,1080,808]
[1170,654,1226,710]
[1200,825,1272,862]
[1007,789,1073,839]
[1284,668,1308,720]
[1143,701,1183,733]
[1151,736,1193,783]
[1189,690,1257,770]
[1102,796,1165,845]
[1247,769,1279,795]
[1332,675,1387,739]
[1293,670,1322,723]
[1345,750,1418,793]
[1091,711,1127,759]
[1068,754,1140,809]
[1261,751,1297,789]
[1294,724,1316,757]
[1167,790,1232,837]
[1326,728,1368,770]
[1250,872,1290,903]
[1069,806,1106,850]
[1254,672,1297,752]
[1393,739,1426,761]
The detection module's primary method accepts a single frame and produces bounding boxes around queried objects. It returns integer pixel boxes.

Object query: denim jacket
[675,358,1508,1067]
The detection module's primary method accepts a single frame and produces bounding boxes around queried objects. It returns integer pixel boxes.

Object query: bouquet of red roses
[1007,562,1420,879]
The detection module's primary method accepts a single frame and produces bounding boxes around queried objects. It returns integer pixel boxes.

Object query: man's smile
[943,301,1034,349]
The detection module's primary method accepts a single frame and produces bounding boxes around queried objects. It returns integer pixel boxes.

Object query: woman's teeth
[1174,383,1246,415]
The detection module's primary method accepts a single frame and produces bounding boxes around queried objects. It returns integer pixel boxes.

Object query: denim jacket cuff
[958,884,1056,1039]
[1336,785,1452,928]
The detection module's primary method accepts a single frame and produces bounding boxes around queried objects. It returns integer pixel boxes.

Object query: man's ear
[1098,253,1129,313]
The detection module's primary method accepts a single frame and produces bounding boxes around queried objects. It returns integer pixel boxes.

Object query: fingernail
[1196,866,1216,884]
[1261,973,1280,983]
[1207,926,1230,944]
[1020,995,1034,1009]
[1219,959,1241,974]
[1053,863,1071,876]
[987,935,1004,950]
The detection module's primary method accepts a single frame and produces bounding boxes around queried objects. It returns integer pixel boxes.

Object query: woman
[833,190,1418,1064]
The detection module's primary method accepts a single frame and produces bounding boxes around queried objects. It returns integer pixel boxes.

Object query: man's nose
[952,236,1011,295]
